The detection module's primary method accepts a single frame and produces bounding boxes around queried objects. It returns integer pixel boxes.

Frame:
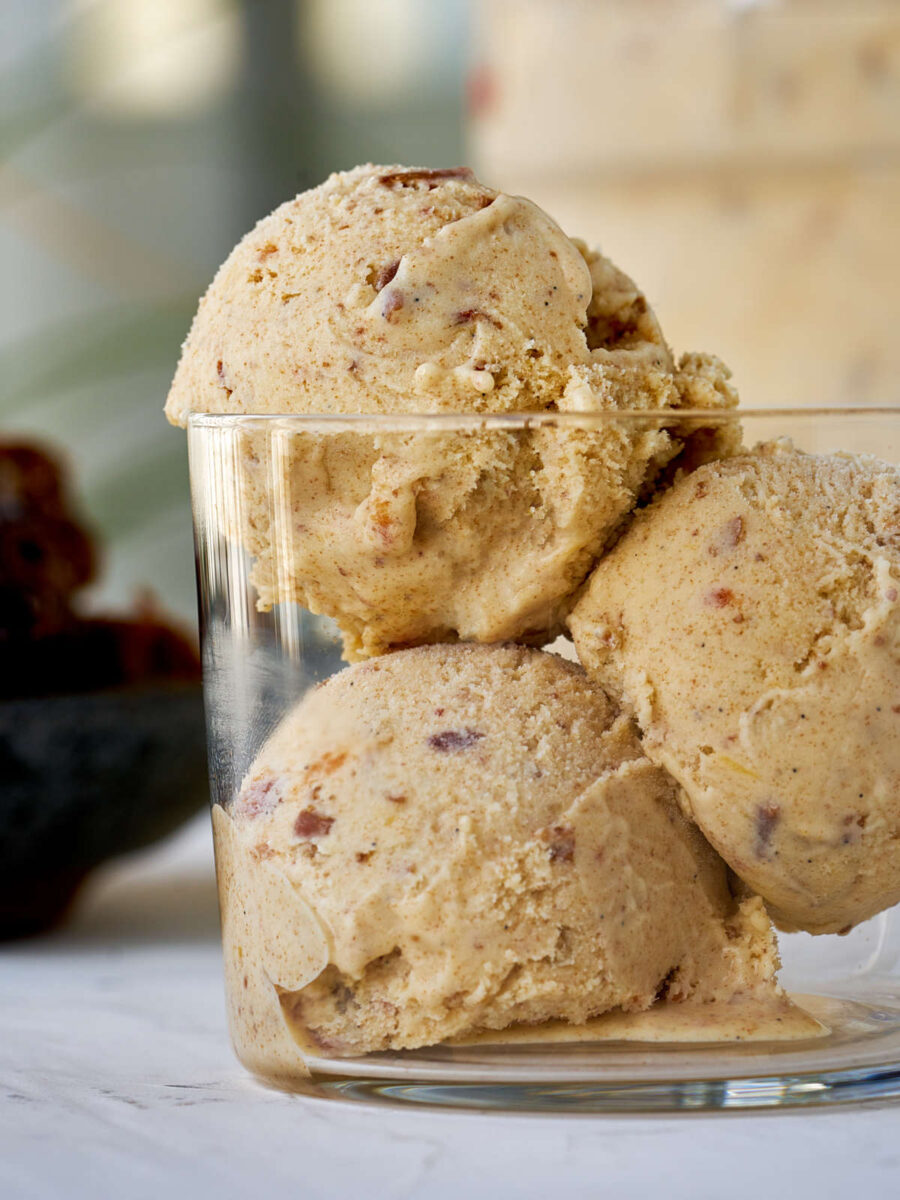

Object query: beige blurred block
[471,0,900,408]
[738,5,900,159]
[471,0,900,174]
[472,0,737,174]
[516,166,900,408]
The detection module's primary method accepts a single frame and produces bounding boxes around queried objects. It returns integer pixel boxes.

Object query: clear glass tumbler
[189,408,900,1112]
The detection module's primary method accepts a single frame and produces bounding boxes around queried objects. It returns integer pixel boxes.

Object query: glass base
[273,991,900,1113]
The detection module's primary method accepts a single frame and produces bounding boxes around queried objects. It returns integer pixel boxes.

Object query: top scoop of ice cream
[221,643,783,1057]
[170,165,737,659]
[166,162,734,421]
[167,165,598,419]
[569,442,900,934]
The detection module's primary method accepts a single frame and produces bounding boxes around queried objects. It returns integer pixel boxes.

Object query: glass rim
[186,405,900,433]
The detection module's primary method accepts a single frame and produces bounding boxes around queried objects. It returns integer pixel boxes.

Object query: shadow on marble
[4,814,223,950]
[66,872,221,944]
[3,873,222,953]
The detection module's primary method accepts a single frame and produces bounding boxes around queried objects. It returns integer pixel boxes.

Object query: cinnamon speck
[307,750,348,776]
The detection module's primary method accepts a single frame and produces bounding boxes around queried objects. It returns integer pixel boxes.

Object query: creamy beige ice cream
[215,643,791,1060]
[170,164,737,659]
[570,442,900,935]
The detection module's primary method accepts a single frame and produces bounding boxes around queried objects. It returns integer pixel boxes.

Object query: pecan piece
[539,824,576,863]
[235,775,279,819]
[294,808,335,839]
[373,260,400,291]
[709,516,745,556]
[754,804,780,859]
[427,729,485,753]
[452,308,502,329]
[377,167,474,187]
[216,359,233,400]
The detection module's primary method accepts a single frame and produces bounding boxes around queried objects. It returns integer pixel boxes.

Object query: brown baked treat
[0,444,205,938]
[0,439,200,699]
[0,612,201,701]
[0,442,96,642]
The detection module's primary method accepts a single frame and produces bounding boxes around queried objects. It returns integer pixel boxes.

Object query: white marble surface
[2,816,899,1200]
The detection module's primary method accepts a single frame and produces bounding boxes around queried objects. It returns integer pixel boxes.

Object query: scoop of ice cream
[217,643,784,1058]
[569,442,900,935]
[171,164,737,659]
[167,165,596,419]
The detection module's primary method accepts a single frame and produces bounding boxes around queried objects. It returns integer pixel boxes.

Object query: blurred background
[2,0,899,930]
[4,0,899,621]
[2,0,467,621]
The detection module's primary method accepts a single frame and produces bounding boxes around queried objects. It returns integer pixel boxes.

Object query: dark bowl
[0,680,209,939]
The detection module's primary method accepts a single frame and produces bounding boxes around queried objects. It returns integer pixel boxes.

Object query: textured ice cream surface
[570,441,900,935]
[173,164,737,659]
[216,643,787,1059]
[168,165,593,420]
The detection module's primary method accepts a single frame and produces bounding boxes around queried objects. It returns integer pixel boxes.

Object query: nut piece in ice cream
[169,164,737,659]
[570,442,900,935]
[217,643,786,1058]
